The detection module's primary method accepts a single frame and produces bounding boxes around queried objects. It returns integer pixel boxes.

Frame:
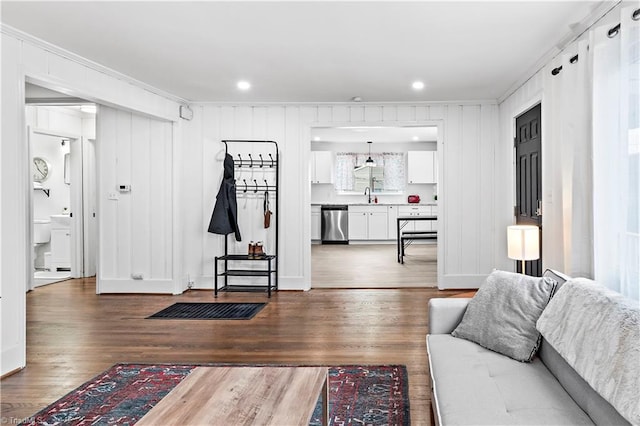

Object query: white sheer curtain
[592,5,640,301]
[382,153,405,192]
[544,39,593,277]
[334,152,405,192]
[334,153,355,191]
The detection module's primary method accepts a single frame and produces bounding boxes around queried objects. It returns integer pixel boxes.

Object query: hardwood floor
[312,243,437,288]
[1,278,467,425]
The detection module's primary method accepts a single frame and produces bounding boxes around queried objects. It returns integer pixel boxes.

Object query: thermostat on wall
[118,184,131,192]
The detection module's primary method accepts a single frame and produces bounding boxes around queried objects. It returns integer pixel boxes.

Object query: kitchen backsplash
[311,183,437,205]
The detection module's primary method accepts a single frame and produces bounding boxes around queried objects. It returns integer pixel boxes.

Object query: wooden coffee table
[137,366,329,425]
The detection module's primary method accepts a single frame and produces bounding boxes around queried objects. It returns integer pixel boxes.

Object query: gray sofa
[426,270,632,426]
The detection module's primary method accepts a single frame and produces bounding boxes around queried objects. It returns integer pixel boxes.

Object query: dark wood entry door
[515,104,542,276]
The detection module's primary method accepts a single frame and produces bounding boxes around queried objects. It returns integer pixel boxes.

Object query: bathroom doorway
[26,95,98,290]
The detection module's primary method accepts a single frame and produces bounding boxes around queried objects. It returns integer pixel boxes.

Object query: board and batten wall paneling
[97,106,174,293]
[1,32,28,376]
[2,29,184,374]
[497,68,545,273]
[182,102,500,290]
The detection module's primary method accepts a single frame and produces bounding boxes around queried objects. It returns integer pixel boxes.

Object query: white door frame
[303,120,445,289]
[29,127,83,284]
[82,137,97,278]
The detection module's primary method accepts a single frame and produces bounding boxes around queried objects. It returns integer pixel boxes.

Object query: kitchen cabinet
[348,206,388,240]
[387,205,399,240]
[311,206,321,241]
[310,151,333,184]
[399,205,437,232]
[348,211,368,240]
[407,151,438,184]
[50,228,71,270]
[311,206,321,240]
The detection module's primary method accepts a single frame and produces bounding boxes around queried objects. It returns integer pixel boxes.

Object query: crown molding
[191,99,499,107]
[1,23,188,105]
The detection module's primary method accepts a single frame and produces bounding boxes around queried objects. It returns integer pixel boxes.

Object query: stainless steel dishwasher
[321,205,349,244]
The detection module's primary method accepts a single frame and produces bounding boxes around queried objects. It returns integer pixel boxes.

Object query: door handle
[535,200,542,216]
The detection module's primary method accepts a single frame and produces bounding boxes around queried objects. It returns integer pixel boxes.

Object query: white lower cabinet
[398,205,438,232]
[348,206,388,240]
[348,211,369,240]
[387,205,399,240]
[368,212,388,240]
[311,208,321,241]
[50,228,71,270]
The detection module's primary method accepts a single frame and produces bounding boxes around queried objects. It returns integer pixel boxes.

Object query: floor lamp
[507,225,540,275]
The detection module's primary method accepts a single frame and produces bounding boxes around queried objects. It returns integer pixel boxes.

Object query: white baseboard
[438,274,487,290]
[192,275,308,291]
[98,279,175,294]
[1,346,25,377]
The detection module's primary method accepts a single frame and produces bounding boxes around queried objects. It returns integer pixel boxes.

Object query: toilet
[33,219,51,271]
[34,219,51,244]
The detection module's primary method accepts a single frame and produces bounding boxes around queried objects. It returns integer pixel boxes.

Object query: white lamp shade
[507,225,540,261]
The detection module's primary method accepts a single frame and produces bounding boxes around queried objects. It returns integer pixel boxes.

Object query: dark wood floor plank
[1,278,467,425]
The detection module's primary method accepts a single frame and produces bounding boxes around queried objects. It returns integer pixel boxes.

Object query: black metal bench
[400,231,437,264]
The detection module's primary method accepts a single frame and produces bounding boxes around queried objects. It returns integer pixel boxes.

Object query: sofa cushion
[539,338,631,426]
[451,270,556,361]
[427,334,594,425]
[537,278,640,425]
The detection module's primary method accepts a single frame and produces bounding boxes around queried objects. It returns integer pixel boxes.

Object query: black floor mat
[147,302,266,320]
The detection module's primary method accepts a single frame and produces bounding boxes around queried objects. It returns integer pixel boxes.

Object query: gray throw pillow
[451,270,557,362]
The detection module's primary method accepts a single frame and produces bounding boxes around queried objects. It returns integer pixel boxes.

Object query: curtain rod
[551,7,639,76]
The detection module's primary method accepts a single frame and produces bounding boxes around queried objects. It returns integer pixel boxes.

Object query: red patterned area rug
[20,364,409,426]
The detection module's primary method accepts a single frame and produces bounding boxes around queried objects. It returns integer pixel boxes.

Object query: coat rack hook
[264,179,269,187]
[268,153,274,167]
[253,179,258,193]
[259,153,264,168]
[248,153,253,168]
[243,179,248,193]
[238,154,242,165]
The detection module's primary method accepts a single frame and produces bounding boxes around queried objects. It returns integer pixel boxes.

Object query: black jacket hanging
[208,153,242,241]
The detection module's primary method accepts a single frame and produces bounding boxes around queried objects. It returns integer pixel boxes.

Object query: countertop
[311,202,437,206]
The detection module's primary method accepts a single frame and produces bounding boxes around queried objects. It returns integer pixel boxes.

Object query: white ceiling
[2,1,601,103]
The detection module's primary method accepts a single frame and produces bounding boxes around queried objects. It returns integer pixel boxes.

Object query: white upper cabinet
[310,151,333,184]
[407,151,437,184]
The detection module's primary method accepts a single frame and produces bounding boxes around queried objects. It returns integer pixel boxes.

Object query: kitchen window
[335,152,405,193]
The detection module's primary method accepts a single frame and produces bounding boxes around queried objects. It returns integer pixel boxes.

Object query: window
[335,152,405,193]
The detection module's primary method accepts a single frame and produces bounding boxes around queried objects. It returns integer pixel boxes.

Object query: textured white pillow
[451,270,557,362]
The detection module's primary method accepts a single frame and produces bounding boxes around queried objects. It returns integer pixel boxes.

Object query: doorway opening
[26,83,98,289]
[514,103,542,276]
[310,125,439,288]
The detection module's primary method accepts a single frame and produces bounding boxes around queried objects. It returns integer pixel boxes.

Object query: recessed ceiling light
[314,136,320,141]
[237,80,251,91]
[412,81,425,90]
[351,96,363,102]
[412,136,419,141]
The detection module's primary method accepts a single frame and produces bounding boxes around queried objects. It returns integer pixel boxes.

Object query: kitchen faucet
[364,187,372,203]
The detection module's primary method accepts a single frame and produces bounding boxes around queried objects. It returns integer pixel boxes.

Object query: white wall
[1,28,183,375]
[497,3,625,274]
[96,106,175,293]
[181,103,500,291]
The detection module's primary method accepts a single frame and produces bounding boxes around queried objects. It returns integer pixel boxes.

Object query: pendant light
[365,141,376,167]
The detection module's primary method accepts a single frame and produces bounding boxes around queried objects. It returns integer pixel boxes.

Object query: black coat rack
[214,140,279,297]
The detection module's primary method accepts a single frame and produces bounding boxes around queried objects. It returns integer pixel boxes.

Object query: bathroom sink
[50,214,71,228]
